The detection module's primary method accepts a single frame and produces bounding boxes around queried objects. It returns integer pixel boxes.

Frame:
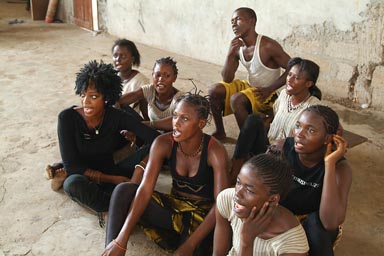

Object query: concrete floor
[0,1,384,255]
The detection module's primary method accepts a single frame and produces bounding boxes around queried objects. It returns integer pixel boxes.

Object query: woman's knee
[111,183,139,203]
[303,212,339,256]
[243,114,263,130]
[63,174,88,195]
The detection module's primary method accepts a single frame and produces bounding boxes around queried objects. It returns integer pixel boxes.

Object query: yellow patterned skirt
[139,190,214,252]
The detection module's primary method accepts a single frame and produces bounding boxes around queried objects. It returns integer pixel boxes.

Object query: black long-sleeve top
[58,106,159,176]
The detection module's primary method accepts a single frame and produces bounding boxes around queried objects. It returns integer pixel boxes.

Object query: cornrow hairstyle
[75,60,122,106]
[174,93,211,121]
[112,39,141,67]
[245,153,293,201]
[288,57,322,100]
[154,56,178,77]
[304,105,340,134]
[235,7,257,23]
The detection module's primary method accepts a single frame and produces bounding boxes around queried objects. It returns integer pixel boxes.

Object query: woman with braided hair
[214,153,309,255]
[103,93,230,256]
[272,105,352,256]
[118,56,184,132]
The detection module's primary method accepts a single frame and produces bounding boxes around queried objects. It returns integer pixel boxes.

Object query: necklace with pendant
[91,111,105,135]
[95,115,104,135]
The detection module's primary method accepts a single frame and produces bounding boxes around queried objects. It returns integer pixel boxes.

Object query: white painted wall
[106,0,370,65]
[56,0,383,108]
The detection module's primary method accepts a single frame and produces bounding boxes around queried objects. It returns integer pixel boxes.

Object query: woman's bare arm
[319,135,352,230]
[118,87,144,106]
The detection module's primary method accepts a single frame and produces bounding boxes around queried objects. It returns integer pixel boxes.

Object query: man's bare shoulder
[260,35,284,49]
[259,35,290,68]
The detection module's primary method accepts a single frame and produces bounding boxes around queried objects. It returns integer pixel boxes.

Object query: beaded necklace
[287,93,311,113]
[178,135,204,158]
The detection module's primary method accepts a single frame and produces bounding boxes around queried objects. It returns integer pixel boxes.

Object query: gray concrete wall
[59,0,384,110]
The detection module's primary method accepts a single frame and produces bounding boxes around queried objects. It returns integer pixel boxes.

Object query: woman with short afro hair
[51,60,159,220]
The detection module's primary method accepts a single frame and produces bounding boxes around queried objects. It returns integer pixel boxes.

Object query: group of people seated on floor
[45,6,352,256]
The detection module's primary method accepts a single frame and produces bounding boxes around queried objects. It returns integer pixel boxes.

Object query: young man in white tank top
[208,7,290,140]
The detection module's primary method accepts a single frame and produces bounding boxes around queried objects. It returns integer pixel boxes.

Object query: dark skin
[118,62,178,132]
[209,9,290,140]
[272,111,352,230]
[76,86,143,184]
[102,100,230,256]
[214,165,306,256]
[112,45,149,120]
[229,64,315,185]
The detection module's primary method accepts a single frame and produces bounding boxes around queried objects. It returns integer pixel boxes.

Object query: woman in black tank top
[102,93,230,255]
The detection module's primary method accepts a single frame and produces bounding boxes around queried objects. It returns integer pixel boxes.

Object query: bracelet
[89,171,102,184]
[135,164,145,171]
[140,161,147,167]
[150,120,155,128]
[97,172,102,184]
[113,239,127,252]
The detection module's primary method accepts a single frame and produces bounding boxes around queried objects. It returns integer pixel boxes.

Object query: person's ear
[305,80,314,89]
[198,119,207,130]
[268,194,280,204]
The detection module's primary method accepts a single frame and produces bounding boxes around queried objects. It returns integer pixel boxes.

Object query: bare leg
[230,92,252,130]
[208,83,227,140]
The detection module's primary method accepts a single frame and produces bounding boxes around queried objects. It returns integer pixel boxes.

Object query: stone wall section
[283,3,384,109]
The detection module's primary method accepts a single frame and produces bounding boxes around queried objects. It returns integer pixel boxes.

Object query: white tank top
[239,35,281,88]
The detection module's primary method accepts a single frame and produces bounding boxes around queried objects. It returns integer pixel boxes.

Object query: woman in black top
[57,61,158,214]
[272,105,352,256]
[102,93,230,256]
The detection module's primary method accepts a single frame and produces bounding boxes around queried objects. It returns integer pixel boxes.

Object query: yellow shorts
[221,79,277,116]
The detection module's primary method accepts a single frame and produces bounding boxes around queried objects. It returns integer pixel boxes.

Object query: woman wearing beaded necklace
[230,57,322,183]
[118,56,184,132]
[102,93,230,256]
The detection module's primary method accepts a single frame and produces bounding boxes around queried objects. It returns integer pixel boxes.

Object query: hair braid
[154,56,178,77]
[305,105,339,134]
[245,153,293,200]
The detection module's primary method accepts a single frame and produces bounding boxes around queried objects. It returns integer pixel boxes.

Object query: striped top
[268,89,321,142]
[217,188,309,256]
[141,84,184,121]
